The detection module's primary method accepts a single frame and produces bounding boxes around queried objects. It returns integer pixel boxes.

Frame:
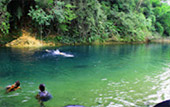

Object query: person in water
[45,49,62,55]
[45,49,74,57]
[6,81,21,93]
[53,49,74,57]
[54,49,64,55]
[35,84,52,106]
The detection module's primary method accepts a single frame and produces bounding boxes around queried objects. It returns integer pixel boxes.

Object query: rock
[5,30,55,47]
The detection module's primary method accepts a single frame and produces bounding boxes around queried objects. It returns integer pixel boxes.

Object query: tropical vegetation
[0,0,170,45]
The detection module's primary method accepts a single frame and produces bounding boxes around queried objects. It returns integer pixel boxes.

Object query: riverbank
[151,38,170,43]
[1,30,170,48]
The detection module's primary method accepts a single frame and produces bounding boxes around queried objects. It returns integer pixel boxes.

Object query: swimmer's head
[39,84,45,92]
[15,81,20,87]
[45,49,50,52]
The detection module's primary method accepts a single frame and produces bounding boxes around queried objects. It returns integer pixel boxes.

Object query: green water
[0,44,170,107]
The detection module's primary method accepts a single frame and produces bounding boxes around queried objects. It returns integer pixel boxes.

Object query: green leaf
[59,24,69,31]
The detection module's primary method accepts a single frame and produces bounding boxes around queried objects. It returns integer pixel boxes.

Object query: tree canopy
[0,0,170,44]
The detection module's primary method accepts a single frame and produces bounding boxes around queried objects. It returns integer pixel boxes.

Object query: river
[0,44,170,107]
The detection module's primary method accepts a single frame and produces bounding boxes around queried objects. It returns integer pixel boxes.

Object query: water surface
[0,44,170,107]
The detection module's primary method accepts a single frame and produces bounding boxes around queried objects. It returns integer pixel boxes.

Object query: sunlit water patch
[144,67,170,106]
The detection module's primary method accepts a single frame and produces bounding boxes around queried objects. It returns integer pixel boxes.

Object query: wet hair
[15,81,20,87]
[39,84,45,92]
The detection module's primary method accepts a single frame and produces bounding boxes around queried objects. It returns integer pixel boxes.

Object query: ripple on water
[144,67,170,106]
[7,93,19,97]
[22,100,28,103]
[94,69,170,107]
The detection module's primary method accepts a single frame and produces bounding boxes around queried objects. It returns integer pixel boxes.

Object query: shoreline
[2,31,170,48]
[3,39,170,48]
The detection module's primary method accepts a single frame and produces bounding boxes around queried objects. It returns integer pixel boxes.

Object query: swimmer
[6,81,21,93]
[45,49,60,54]
[45,49,74,57]
[53,49,74,57]
[53,49,61,55]
[35,84,52,106]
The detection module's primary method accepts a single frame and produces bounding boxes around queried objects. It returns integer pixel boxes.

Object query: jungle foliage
[0,0,170,44]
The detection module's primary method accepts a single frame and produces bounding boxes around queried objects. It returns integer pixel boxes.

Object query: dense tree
[0,0,10,35]
[0,0,170,44]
